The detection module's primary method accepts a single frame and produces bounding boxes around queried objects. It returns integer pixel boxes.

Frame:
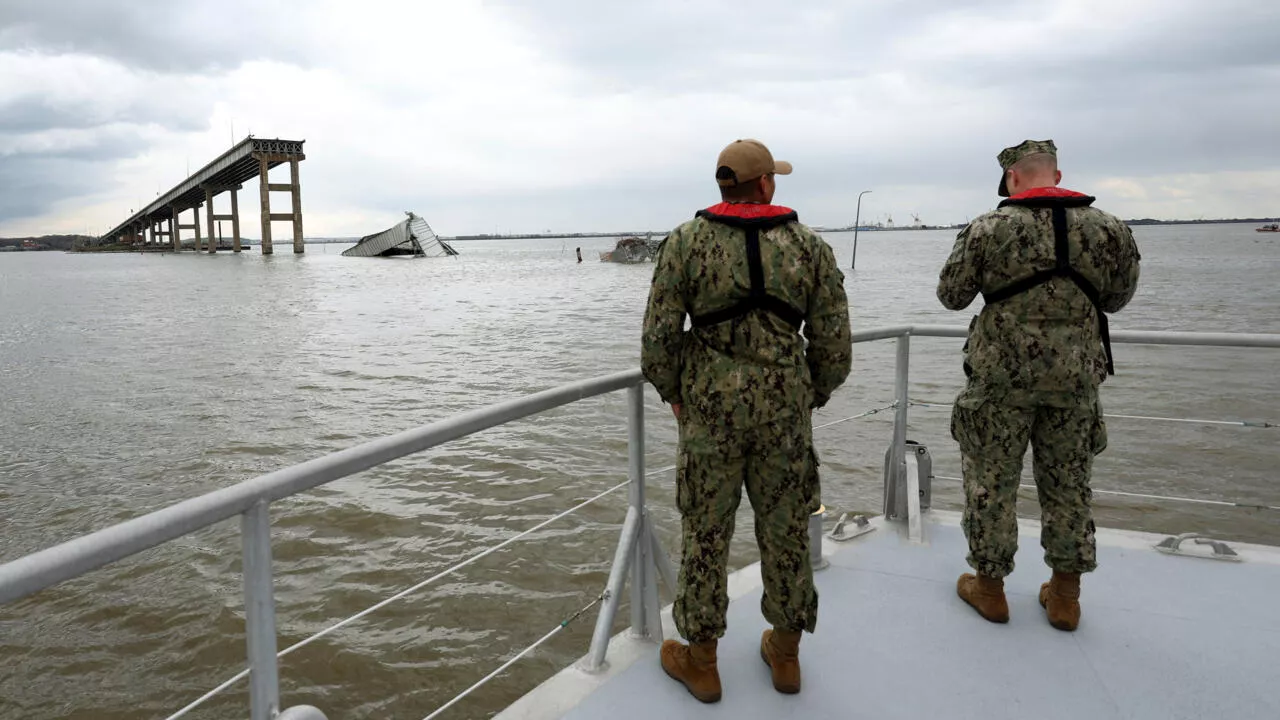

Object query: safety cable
[815,402,899,430]
[422,592,607,720]
[931,474,1280,513]
[907,399,1275,428]
[166,481,629,719]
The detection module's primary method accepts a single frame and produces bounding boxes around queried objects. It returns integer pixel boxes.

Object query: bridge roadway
[99,137,306,255]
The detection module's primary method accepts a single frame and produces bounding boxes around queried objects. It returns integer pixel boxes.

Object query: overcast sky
[1,0,1277,238]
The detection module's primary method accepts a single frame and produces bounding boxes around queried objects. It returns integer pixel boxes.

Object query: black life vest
[983,189,1115,375]
[688,203,806,331]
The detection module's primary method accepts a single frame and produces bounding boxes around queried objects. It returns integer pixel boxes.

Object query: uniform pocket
[675,447,693,514]
[950,399,988,457]
[1091,399,1108,456]
[804,446,822,514]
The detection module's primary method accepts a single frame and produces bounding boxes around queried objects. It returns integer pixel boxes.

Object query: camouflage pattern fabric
[939,194,1140,406]
[673,413,820,641]
[998,139,1058,172]
[939,188,1139,578]
[642,204,852,640]
[951,396,1106,578]
[642,208,852,425]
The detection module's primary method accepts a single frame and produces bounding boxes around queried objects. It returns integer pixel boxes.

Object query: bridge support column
[188,204,206,252]
[231,186,242,253]
[290,159,304,254]
[174,208,185,251]
[206,188,217,253]
[258,156,273,255]
[195,205,207,253]
[170,212,180,252]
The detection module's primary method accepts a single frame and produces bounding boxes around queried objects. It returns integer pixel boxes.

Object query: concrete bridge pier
[205,184,244,253]
[174,204,203,252]
[205,204,216,254]
[194,205,204,253]
[253,151,306,255]
[154,217,169,249]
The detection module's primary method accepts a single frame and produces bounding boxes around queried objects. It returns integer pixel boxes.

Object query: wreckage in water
[342,212,459,258]
[599,235,661,263]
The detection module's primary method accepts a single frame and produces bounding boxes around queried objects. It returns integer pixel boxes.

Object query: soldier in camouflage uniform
[641,139,852,701]
[938,139,1140,631]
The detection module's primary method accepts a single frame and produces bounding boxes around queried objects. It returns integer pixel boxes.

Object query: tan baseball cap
[715,139,793,187]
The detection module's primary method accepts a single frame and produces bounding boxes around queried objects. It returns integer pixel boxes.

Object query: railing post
[627,385,646,515]
[893,332,910,487]
[584,508,639,671]
[627,385,661,641]
[242,500,281,720]
[884,333,911,522]
[583,382,664,672]
[885,332,927,541]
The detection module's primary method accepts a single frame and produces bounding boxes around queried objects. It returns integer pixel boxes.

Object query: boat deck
[500,512,1280,720]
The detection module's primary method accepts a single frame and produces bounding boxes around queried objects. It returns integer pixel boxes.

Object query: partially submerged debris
[343,212,459,257]
[599,235,660,263]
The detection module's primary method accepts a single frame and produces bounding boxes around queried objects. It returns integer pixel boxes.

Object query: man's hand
[671,403,682,420]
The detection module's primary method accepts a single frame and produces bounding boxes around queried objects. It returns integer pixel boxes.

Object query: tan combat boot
[956,573,1010,623]
[760,628,803,694]
[660,639,721,703]
[1039,571,1082,631]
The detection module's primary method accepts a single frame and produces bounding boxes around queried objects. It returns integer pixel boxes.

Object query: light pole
[851,189,872,269]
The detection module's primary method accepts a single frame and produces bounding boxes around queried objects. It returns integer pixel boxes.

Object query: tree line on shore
[0,235,92,251]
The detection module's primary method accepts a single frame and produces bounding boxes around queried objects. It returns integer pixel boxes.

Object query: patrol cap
[715,139,793,187]
[997,139,1056,197]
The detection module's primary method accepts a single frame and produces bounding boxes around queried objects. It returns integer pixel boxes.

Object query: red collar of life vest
[700,202,797,220]
[1006,187,1091,201]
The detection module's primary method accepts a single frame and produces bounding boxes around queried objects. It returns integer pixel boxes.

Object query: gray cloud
[494,0,1011,90]
[0,155,98,220]
[0,0,309,73]
[0,94,206,134]
[499,0,1280,179]
[1,0,1278,235]
[0,128,152,220]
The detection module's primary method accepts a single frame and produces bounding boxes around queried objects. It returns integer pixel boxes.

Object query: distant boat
[342,212,459,257]
[1256,224,1279,233]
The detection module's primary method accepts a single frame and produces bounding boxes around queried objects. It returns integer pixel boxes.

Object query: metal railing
[864,325,1280,544]
[3,325,1279,719]
[0,370,650,720]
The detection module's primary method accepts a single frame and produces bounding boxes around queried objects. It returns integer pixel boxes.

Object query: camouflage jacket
[938,187,1140,406]
[641,202,852,429]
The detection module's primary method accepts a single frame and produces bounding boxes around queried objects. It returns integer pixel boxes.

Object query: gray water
[1,224,1277,719]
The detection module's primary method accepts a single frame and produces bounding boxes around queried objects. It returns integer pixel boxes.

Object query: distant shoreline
[444,217,1280,240]
[4,216,1277,251]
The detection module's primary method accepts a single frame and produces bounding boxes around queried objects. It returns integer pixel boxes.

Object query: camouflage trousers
[673,414,820,643]
[950,396,1106,579]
